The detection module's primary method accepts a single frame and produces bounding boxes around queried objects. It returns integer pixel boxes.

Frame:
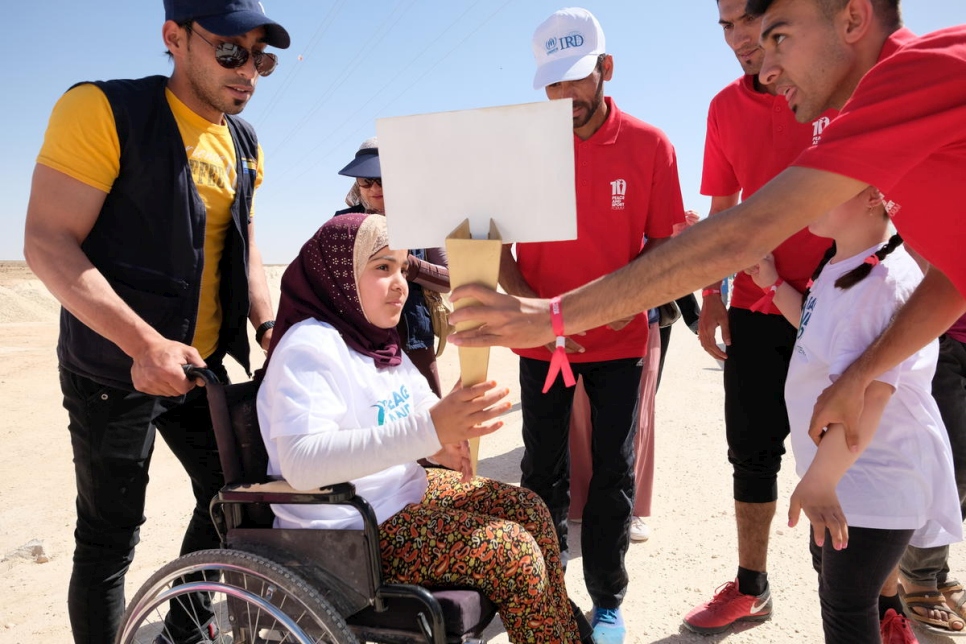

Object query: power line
[279,0,515,186]
[255,0,349,126]
[267,0,418,158]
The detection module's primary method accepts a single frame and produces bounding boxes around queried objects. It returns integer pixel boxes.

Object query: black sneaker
[153,620,221,644]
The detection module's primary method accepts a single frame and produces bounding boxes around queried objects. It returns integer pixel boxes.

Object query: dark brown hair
[745,0,900,30]
[802,233,904,301]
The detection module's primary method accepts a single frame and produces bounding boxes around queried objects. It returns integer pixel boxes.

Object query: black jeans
[724,308,797,503]
[519,356,642,609]
[810,525,913,644]
[61,364,227,644]
[900,334,966,584]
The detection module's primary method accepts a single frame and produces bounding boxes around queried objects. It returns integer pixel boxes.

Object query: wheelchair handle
[184,365,219,387]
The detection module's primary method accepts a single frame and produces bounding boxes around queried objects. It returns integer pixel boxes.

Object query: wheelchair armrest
[220,479,357,504]
[214,477,386,608]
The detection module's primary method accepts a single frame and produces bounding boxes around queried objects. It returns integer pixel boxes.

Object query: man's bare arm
[561,168,866,332]
[606,235,673,331]
[451,166,867,348]
[246,219,275,351]
[701,193,739,290]
[698,193,739,361]
[498,244,584,352]
[24,164,203,395]
[498,245,538,298]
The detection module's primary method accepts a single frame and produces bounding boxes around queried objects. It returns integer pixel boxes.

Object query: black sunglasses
[186,25,278,77]
[357,177,382,188]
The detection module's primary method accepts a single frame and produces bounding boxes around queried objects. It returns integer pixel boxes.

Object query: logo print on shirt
[812,116,831,145]
[882,197,902,218]
[610,179,627,210]
[798,294,816,340]
[371,384,412,425]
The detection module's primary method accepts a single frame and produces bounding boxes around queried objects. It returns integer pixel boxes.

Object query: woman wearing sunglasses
[335,138,451,397]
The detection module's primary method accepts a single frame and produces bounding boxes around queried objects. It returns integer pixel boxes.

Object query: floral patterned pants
[379,468,581,643]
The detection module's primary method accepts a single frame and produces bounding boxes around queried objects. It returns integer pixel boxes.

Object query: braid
[835,234,904,290]
[802,241,837,301]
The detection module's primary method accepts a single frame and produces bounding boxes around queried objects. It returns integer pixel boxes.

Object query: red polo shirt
[514,97,685,362]
[795,26,966,298]
[702,75,834,313]
[947,314,966,345]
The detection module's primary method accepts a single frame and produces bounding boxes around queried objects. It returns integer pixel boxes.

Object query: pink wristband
[549,296,565,336]
[543,297,576,393]
[749,277,784,313]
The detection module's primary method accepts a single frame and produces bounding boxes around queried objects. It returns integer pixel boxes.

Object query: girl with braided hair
[743,186,962,643]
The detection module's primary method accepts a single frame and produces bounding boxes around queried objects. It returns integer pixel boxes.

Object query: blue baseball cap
[164,0,291,49]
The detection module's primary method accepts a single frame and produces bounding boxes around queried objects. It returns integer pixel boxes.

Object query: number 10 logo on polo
[611,179,627,210]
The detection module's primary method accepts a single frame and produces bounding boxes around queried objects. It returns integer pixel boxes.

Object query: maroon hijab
[267,214,402,368]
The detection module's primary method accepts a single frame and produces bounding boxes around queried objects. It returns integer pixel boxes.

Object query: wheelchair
[116,367,497,644]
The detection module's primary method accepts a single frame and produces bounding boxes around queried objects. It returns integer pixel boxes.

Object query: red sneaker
[880,609,919,644]
[683,579,772,634]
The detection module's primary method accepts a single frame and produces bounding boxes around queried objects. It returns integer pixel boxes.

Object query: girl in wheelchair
[257,213,586,643]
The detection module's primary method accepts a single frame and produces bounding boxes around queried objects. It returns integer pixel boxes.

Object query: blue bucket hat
[164,0,291,49]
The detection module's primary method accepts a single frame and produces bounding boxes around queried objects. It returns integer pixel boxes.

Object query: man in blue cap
[23,1,289,642]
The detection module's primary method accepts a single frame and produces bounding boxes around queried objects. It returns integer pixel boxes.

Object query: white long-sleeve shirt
[257,319,442,530]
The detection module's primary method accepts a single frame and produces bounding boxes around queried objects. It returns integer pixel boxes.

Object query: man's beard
[573,74,605,129]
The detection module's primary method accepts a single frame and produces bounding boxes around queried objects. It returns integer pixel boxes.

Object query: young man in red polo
[450,0,966,486]
[682,0,836,634]
[498,7,685,643]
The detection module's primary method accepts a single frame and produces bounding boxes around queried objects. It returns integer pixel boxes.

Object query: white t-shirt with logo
[257,319,442,530]
[786,245,961,548]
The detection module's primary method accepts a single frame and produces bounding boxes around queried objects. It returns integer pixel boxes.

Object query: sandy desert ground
[1,260,963,643]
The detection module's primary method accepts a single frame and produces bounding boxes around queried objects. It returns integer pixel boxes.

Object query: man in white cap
[23,0,287,641]
[498,7,686,642]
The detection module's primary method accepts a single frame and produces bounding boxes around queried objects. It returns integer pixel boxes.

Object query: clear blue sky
[4,1,965,264]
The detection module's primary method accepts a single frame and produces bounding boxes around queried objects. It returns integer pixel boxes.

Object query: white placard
[376,100,577,248]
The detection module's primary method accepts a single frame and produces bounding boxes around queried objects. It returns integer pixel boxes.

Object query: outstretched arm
[745,254,804,328]
[247,220,276,351]
[499,244,584,354]
[498,244,537,298]
[698,194,738,361]
[451,166,868,348]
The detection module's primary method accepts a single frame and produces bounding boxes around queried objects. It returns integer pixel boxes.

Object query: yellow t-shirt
[37,83,264,359]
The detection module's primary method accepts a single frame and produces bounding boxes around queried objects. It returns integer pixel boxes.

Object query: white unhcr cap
[531,7,606,90]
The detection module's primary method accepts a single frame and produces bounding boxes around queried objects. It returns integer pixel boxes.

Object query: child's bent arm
[772,282,805,328]
[788,380,894,549]
[746,254,803,327]
[276,412,442,490]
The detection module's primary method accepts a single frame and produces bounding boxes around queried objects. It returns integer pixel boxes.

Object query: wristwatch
[255,320,275,346]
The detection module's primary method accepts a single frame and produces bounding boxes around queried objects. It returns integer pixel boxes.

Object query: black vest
[57,75,257,390]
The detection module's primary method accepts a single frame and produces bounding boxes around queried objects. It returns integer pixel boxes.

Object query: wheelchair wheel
[117,549,357,644]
